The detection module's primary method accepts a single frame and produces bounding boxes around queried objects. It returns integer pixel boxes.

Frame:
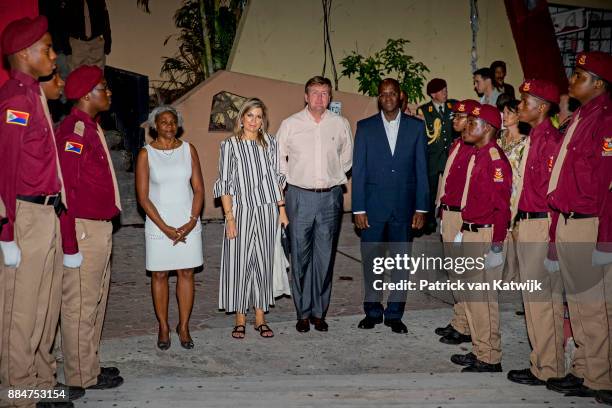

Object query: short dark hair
[500,97,519,113]
[490,60,507,73]
[473,68,493,81]
[305,76,332,94]
[496,93,514,112]
[378,78,400,94]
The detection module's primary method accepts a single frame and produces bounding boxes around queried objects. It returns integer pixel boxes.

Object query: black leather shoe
[100,366,120,378]
[36,402,74,408]
[86,374,124,389]
[358,316,382,329]
[310,317,328,332]
[546,373,584,394]
[596,389,612,405]
[55,382,85,401]
[384,319,407,333]
[434,324,455,336]
[507,368,545,385]
[451,352,477,367]
[461,359,502,373]
[439,330,472,345]
[296,319,310,333]
[564,384,597,398]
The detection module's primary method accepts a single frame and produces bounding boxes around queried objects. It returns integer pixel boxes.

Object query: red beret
[427,78,447,95]
[576,52,612,83]
[64,65,104,100]
[452,99,479,115]
[469,103,501,129]
[519,79,560,104]
[1,16,48,56]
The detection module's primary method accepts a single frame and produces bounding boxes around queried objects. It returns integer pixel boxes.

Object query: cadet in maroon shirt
[450,103,512,373]
[506,79,565,386]
[434,99,477,346]
[0,16,75,408]
[56,65,124,391]
[545,52,612,400]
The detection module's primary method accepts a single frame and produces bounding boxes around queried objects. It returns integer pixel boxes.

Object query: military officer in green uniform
[417,78,459,234]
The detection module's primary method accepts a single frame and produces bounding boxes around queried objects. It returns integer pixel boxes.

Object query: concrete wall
[227,0,523,102]
[106,0,181,82]
[172,70,379,219]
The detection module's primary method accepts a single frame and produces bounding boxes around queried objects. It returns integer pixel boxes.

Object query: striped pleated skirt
[219,203,278,314]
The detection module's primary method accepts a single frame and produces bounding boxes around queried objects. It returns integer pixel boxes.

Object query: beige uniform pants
[67,36,106,71]
[0,201,62,407]
[461,227,503,364]
[441,210,469,335]
[516,218,565,380]
[61,219,113,388]
[556,217,611,390]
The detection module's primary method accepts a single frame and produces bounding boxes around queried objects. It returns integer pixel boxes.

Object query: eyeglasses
[93,85,110,92]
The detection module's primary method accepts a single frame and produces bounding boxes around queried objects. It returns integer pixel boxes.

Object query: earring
[239,122,243,128]
[258,127,263,133]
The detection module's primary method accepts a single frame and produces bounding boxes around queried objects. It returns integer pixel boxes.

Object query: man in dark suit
[417,79,458,234]
[352,78,429,333]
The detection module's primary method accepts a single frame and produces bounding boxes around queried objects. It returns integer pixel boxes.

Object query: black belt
[562,212,596,221]
[291,184,337,193]
[17,194,61,206]
[516,210,548,220]
[461,222,492,232]
[17,194,65,216]
[441,204,461,212]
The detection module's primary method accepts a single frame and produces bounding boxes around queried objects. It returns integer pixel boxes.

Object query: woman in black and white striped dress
[213,98,288,339]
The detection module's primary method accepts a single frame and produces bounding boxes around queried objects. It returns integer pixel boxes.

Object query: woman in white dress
[214,98,288,339]
[135,106,204,350]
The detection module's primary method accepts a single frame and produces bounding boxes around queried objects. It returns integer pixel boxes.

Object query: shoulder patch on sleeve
[65,141,83,154]
[489,147,500,161]
[73,120,85,137]
[6,109,29,126]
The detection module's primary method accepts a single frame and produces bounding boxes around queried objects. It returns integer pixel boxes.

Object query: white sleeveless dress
[144,141,203,271]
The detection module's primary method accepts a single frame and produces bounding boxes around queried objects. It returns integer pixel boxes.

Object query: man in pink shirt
[277,76,353,333]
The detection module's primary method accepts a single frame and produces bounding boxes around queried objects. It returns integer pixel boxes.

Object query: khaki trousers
[556,217,611,390]
[461,227,503,364]
[61,219,113,388]
[67,36,105,71]
[516,218,565,380]
[0,201,61,407]
[440,210,469,335]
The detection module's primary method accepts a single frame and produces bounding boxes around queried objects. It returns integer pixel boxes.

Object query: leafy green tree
[137,0,244,101]
[340,39,429,103]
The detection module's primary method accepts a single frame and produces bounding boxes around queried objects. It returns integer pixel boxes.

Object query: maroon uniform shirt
[461,140,512,244]
[56,107,120,254]
[547,93,612,247]
[0,70,62,242]
[519,119,562,213]
[441,139,475,208]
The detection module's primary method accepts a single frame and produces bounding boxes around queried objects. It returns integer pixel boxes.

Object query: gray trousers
[286,185,343,319]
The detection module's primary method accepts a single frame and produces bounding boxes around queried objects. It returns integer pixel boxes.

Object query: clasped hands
[162,219,197,246]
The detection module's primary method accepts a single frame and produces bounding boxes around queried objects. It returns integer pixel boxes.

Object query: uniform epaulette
[73,120,85,137]
[489,146,500,161]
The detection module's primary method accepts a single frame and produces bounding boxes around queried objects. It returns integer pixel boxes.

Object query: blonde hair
[234,98,269,148]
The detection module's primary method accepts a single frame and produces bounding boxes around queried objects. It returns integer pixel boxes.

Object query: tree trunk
[199,0,215,77]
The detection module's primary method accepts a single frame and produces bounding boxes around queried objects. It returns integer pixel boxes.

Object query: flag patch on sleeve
[6,109,29,126]
[65,141,83,154]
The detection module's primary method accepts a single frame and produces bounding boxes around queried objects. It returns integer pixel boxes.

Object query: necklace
[155,139,179,156]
